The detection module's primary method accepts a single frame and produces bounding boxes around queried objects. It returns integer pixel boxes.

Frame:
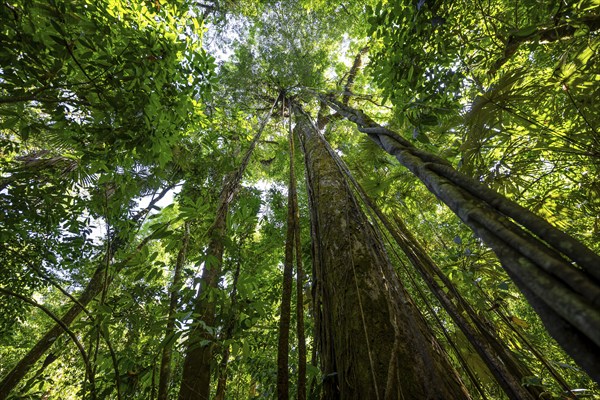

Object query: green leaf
[510,26,538,38]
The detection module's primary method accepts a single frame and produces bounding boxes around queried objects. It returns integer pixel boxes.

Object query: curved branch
[0,287,96,400]
[28,265,122,400]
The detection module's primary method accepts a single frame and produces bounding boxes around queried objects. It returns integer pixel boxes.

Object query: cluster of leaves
[2,0,599,398]
[0,0,214,396]
[366,0,600,248]
[1,0,213,164]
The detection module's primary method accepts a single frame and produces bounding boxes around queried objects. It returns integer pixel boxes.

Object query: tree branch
[342,46,369,105]
[0,287,97,400]
[317,47,369,130]
[490,14,600,75]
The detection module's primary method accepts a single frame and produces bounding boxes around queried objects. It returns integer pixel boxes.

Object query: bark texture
[338,160,543,399]
[294,105,471,399]
[324,97,600,382]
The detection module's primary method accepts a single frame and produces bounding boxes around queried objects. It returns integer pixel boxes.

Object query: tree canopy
[1,0,599,399]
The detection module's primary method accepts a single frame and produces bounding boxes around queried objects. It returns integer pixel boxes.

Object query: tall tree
[293,103,470,399]
[323,97,600,382]
[3,0,600,398]
[178,101,276,400]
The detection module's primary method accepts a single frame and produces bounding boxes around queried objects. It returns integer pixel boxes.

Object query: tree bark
[323,96,600,382]
[294,104,471,399]
[334,155,542,399]
[386,215,539,399]
[276,115,298,400]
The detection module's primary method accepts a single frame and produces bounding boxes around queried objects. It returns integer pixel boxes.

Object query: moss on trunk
[295,107,470,399]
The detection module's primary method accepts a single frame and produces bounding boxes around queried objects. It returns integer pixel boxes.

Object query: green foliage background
[1,0,599,398]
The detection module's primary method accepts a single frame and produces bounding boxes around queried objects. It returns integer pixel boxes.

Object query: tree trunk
[158,222,190,400]
[178,204,227,400]
[277,118,298,400]
[293,104,471,399]
[336,156,543,399]
[292,136,307,400]
[178,100,277,400]
[213,347,230,400]
[324,97,600,382]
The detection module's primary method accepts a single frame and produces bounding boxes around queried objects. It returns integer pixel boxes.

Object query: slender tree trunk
[293,104,470,399]
[213,252,241,400]
[475,285,574,393]
[158,223,190,400]
[293,142,307,400]
[178,196,228,400]
[277,112,299,400]
[323,97,600,382]
[0,187,172,399]
[178,100,277,400]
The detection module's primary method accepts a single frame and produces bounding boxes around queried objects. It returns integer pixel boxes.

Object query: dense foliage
[1,0,599,398]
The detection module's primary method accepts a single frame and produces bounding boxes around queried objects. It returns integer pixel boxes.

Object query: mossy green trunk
[294,107,470,399]
[324,97,600,382]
